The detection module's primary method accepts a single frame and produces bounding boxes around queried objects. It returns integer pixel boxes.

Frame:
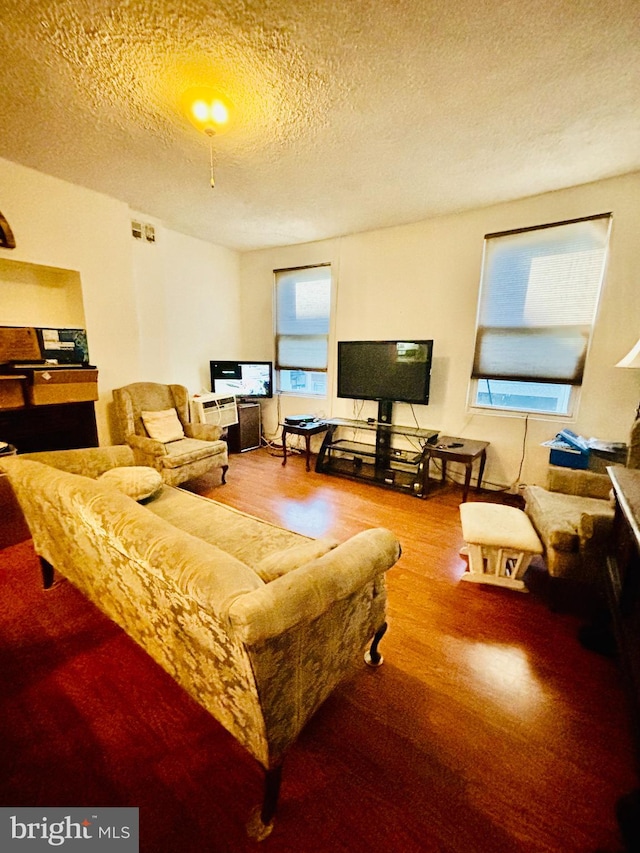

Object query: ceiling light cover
[182,87,232,136]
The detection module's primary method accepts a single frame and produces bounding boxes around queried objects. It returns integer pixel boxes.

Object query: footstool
[459,502,543,592]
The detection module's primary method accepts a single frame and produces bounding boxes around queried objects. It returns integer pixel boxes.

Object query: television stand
[315,416,438,497]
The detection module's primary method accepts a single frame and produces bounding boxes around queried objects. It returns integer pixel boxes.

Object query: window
[275,265,331,396]
[470,214,611,415]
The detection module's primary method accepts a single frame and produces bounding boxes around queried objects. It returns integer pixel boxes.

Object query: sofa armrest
[579,507,615,543]
[125,433,168,458]
[227,528,401,644]
[18,445,135,477]
[184,422,223,442]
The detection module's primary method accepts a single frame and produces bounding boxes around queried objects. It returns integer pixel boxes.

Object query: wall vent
[131,220,156,243]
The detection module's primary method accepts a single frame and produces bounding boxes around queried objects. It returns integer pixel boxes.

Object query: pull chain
[206,129,215,189]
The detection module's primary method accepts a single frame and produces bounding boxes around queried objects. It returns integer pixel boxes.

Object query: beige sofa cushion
[144,485,316,571]
[142,408,185,442]
[254,538,340,582]
[157,437,227,469]
[98,466,163,502]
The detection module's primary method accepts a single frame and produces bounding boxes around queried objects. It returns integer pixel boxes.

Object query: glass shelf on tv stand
[324,417,438,441]
[316,418,439,497]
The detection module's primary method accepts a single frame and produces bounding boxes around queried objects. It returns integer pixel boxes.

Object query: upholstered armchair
[524,418,640,586]
[112,382,228,487]
[523,468,614,585]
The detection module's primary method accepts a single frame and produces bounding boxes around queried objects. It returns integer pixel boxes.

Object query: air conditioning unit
[190,392,238,428]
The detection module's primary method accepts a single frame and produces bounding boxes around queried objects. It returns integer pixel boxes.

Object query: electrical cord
[512,414,529,488]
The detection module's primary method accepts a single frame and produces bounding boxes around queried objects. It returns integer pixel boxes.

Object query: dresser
[606,466,640,847]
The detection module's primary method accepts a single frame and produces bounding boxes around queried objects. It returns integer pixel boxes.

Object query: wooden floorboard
[188,447,638,851]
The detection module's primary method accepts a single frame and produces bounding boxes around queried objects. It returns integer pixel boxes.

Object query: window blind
[275,266,331,371]
[472,214,611,385]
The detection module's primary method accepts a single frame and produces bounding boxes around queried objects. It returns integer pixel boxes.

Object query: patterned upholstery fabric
[0,448,400,771]
[144,485,329,570]
[112,382,228,486]
[19,444,136,476]
[524,468,615,582]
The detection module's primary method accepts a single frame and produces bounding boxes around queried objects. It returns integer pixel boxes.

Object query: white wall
[0,157,242,443]
[240,172,640,488]
[162,229,241,394]
[130,216,241,395]
[0,259,86,329]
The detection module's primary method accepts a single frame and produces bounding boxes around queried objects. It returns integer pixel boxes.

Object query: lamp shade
[616,337,640,368]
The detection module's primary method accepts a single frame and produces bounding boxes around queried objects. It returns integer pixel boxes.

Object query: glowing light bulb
[192,100,210,123]
[211,100,228,125]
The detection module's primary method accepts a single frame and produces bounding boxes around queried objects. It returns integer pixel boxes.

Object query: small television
[337,340,433,405]
[210,360,273,400]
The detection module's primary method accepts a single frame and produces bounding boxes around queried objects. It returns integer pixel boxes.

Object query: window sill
[467,404,575,422]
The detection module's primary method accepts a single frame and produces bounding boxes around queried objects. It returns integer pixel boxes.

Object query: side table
[425,436,489,502]
[281,421,329,472]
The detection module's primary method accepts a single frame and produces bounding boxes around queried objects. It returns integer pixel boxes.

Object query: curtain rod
[484,212,611,240]
[273,263,331,274]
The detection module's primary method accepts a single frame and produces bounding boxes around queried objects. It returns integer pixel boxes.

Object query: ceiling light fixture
[182,87,232,190]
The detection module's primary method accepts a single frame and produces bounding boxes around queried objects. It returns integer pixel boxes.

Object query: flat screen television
[337,340,433,405]
[210,360,273,400]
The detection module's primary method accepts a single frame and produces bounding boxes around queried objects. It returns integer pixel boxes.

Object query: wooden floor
[1,447,637,851]
[187,446,637,852]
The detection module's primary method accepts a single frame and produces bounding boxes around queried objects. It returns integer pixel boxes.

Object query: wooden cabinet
[0,401,98,453]
[0,325,99,453]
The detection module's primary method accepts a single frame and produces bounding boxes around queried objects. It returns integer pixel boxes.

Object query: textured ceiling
[1,1,639,251]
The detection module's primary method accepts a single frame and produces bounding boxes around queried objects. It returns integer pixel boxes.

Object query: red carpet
[0,540,449,853]
[0,541,274,851]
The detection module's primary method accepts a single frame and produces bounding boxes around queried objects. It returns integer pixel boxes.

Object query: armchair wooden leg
[364,621,388,667]
[246,764,282,841]
[221,464,228,485]
[39,556,55,590]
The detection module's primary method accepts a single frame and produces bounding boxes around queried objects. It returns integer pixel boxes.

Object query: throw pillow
[141,408,185,443]
[254,537,339,583]
[98,466,163,502]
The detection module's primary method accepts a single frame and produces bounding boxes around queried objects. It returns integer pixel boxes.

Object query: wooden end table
[425,436,489,502]
[281,421,329,471]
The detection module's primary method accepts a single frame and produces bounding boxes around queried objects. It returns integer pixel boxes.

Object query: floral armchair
[112,381,228,486]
